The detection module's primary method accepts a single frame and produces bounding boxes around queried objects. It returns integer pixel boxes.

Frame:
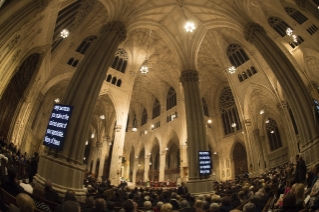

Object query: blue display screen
[199,151,212,175]
[43,104,74,151]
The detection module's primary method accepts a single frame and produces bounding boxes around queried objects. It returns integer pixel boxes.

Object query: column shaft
[144,155,150,181]
[159,151,166,181]
[245,23,319,165]
[253,129,265,172]
[35,22,126,199]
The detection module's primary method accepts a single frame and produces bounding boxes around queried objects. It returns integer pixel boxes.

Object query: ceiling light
[149,153,151,155]
[91,134,95,138]
[138,164,141,166]
[54,98,60,103]
[132,128,137,132]
[145,130,147,134]
[207,119,212,124]
[292,35,298,43]
[165,148,169,151]
[231,123,237,128]
[83,157,86,160]
[214,152,217,155]
[151,125,154,128]
[286,28,293,36]
[61,29,69,38]
[266,120,269,123]
[171,114,176,119]
[140,66,149,74]
[149,162,152,165]
[85,141,88,145]
[271,130,275,134]
[109,142,112,145]
[228,66,236,74]
[260,110,265,114]
[185,22,195,32]
[100,115,105,119]
[135,156,138,159]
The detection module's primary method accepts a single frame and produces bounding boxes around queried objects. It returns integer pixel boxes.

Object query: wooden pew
[1,188,16,207]
[261,197,273,212]
[235,199,249,211]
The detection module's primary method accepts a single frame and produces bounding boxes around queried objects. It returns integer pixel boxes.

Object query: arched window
[72,60,79,67]
[76,36,97,55]
[106,75,112,82]
[116,79,122,87]
[268,17,292,37]
[226,44,250,68]
[284,7,308,25]
[202,98,209,117]
[111,77,117,85]
[242,72,248,79]
[141,108,148,126]
[152,99,161,119]
[219,87,242,135]
[121,60,127,73]
[167,87,177,110]
[112,56,119,69]
[266,118,282,151]
[238,74,244,82]
[67,58,74,65]
[251,66,257,74]
[289,36,304,49]
[117,58,123,71]
[247,69,252,77]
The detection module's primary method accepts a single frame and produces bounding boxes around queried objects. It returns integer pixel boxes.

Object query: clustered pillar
[253,129,265,173]
[180,70,213,194]
[159,150,166,181]
[35,21,126,200]
[244,22,319,166]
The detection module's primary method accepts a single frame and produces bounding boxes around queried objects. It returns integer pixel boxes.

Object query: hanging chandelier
[180,3,195,32]
[140,30,152,74]
[259,109,265,114]
[231,123,237,128]
[228,66,236,74]
[61,29,69,38]
[265,119,269,123]
[286,28,298,43]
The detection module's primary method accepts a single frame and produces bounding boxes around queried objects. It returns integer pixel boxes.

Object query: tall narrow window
[226,44,249,68]
[219,87,242,135]
[72,60,79,67]
[247,69,252,77]
[67,58,74,65]
[242,72,248,79]
[202,98,209,117]
[152,99,161,119]
[116,79,122,87]
[266,118,282,151]
[167,87,177,110]
[76,36,97,55]
[238,74,244,82]
[121,60,127,73]
[288,106,299,135]
[106,75,112,82]
[111,77,117,85]
[269,17,292,37]
[251,67,257,74]
[141,108,148,126]
[112,57,119,69]
[284,7,308,25]
[133,114,137,128]
[112,48,128,74]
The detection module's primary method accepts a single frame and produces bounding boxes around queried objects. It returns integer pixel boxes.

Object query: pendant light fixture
[140,30,152,74]
[179,1,195,32]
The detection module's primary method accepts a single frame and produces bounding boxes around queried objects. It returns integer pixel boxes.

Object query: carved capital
[115,125,122,132]
[245,119,251,126]
[36,0,49,13]
[180,70,199,84]
[100,21,127,42]
[244,22,265,44]
[293,0,306,11]
[253,129,260,136]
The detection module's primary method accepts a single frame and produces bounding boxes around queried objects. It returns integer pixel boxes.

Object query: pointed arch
[167,87,177,110]
[152,98,161,119]
[141,108,148,126]
[226,44,249,68]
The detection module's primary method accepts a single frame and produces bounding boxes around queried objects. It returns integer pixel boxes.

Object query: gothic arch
[231,142,248,176]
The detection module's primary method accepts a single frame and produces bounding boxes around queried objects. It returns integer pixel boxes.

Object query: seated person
[44,180,62,204]
[2,168,24,197]
[218,197,233,212]
[9,193,35,212]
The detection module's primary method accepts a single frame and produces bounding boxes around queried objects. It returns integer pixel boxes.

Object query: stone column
[144,155,150,181]
[87,145,95,171]
[159,151,166,181]
[260,136,268,169]
[132,158,138,185]
[97,156,106,182]
[180,70,212,194]
[34,21,126,200]
[294,0,319,21]
[244,22,319,166]
[253,129,265,172]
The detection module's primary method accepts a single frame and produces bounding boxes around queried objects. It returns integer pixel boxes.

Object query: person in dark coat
[83,198,107,212]
[28,152,39,183]
[177,182,188,196]
[2,168,25,197]
[229,193,241,209]
[297,156,307,184]
[44,180,62,204]
[218,197,233,212]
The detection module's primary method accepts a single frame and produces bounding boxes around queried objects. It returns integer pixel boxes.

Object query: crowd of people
[0,134,318,212]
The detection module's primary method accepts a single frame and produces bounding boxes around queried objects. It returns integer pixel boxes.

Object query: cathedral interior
[1,0,319,196]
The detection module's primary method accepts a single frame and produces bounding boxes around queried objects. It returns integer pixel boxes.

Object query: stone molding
[100,21,127,42]
[253,129,260,135]
[180,70,199,84]
[244,22,266,44]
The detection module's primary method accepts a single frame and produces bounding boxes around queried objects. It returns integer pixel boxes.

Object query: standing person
[298,157,307,184]
[295,155,300,183]
[177,182,188,197]
[28,152,39,183]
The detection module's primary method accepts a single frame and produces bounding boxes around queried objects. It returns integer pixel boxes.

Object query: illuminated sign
[199,151,212,175]
[43,104,74,151]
